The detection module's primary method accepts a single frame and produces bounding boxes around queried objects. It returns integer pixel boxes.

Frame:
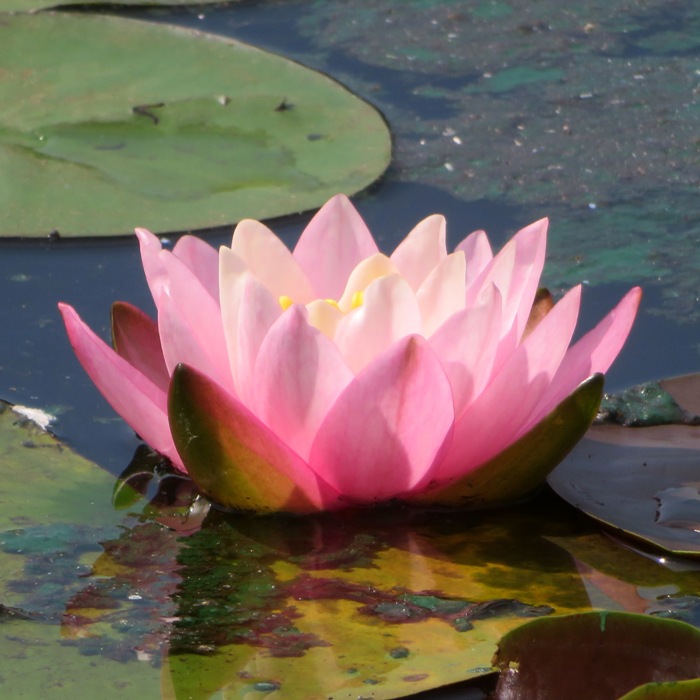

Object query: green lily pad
[548,373,700,558]
[0,12,390,237]
[0,400,118,531]
[0,401,161,698]
[491,612,700,700]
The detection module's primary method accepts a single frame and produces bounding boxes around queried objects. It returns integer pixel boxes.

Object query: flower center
[278,291,364,313]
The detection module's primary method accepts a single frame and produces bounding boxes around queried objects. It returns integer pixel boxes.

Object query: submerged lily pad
[549,373,700,557]
[0,12,390,237]
[491,612,700,700]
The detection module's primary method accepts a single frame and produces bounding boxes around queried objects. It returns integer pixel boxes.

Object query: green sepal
[412,373,604,508]
[168,363,327,514]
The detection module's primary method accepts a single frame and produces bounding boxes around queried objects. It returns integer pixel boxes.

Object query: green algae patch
[0,12,390,237]
[466,67,566,93]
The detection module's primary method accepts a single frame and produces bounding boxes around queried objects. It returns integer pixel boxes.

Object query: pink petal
[309,335,455,503]
[252,305,354,461]
[416,251,466,336]
[521,286,642,433]
[219,248,281,406]
[157,291,225,389]
[111,301,169,393]
[231,219,315,303]
[58,303,182,470]
[135,228,168,305]
[429,284,503,416]
[172,235,219,302]
[433,285,582,482]
[390,214,447,290]
[456,229,493,288]
[465,218,548,370]
[169,363,340,512]
[293,195,379,300]
[334,274,422,374]
[158,253,232,389]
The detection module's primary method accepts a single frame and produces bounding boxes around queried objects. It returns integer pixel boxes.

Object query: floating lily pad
[491,612,700,700]
[548,373,700,558]
[0,12,390,237]
[0,401,160,698]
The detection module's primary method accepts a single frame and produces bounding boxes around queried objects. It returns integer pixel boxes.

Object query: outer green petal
[409,373,604,508]
[168,363,339,514]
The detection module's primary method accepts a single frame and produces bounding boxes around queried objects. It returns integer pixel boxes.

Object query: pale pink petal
[334,274,422,374]
[456,229,493,288]
[433,285,582,482]
[306,299,344,338]
[309,335,454,503]
[521,286,642,433]
[59,303,183,470]
[157,291,226,390]
[293,195,379,300]
[337,253,398,310]
[252,305,354,461]
[219,247,281,406]
[135,228,168,305]
[159,253,232,389]
[416,251,467,337]
[465,218,548,370]
[390,214,447,290]
[429,284,502,417]
[172,235,219,302]
[231,219,315,303]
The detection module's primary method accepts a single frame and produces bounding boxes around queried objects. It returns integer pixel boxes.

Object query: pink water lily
[59,195,641,513]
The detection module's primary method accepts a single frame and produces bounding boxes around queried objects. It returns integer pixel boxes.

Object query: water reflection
[37,465,698,699]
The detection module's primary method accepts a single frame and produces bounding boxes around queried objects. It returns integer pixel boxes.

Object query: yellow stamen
[279,295,293,310]
[324,298,340,310]
[351,290,364,309]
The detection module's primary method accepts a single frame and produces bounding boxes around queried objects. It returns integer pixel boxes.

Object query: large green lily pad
[0,12,390,237]
[549,373,700,557]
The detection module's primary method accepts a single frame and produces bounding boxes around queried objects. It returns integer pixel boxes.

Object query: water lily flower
[59,195,641,514]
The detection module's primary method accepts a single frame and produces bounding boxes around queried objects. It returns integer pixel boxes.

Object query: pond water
[1,1,699,699]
